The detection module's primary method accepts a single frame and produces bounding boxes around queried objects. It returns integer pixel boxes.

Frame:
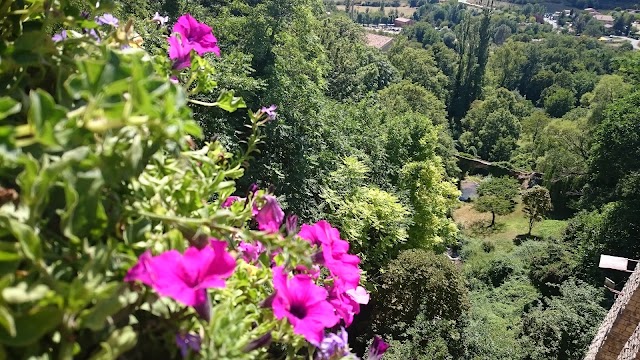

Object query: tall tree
[474,176,519,227]
[522,186,553,236]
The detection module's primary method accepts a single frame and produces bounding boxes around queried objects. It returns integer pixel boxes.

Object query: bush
[485,255,519,287]
[372,249,469,340]
[482,239,496,253]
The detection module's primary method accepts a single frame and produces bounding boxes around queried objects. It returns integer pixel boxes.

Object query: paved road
[611,35,640,50]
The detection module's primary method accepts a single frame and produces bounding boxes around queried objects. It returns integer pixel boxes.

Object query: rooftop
[394,17,413,23]
[365,33,394,50]
[594,14,615,22]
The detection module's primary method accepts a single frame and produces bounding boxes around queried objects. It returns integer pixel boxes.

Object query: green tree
[474,177,520,227]
[372,249,469,345]
[389,44,450,101]
[522,186,553,235]
[520,279,606,360]
[542,86,576,118]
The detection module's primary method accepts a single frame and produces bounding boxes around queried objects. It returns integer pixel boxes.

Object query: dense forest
[2,0,640,358]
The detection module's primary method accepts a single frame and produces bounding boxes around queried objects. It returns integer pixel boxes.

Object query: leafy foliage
[473,177,520,227]
[522,186,553,236]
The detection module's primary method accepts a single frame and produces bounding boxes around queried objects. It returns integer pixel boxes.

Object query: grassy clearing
[453,198,567,244]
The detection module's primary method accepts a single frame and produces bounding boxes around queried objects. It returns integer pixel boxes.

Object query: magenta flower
[125,240,236,308]
[271,266,339,345]
[256,195,284,233]
[168,35,193,70]
[52,30,67,43]
[367,336,390,360]
[260,105,278,121]
[96,13,119,27]
[298,221,361,290]
[153,12,169,26]
[238,240,265,263]
[173,14,220,57]
[327,285,369,327]
[222,195,259,215]
[222,195,242,208]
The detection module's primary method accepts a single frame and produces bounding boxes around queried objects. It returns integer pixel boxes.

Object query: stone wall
[585,265,640,360]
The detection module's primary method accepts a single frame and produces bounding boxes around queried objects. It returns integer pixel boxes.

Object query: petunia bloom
[298,221,361,290]
[256,195,284,233]
[173,14,220,57]
[153,12,169,26]
[176,333,201,358]
[367,336,390,360]
[327,285,368,327]
[125,240,236,308]
[317,328,357,360]
[238,240,265,263]
[96,13,119,27]
[168,35,193,70]
[259,105,278,121]
[52,30,67,43]
[271,266,339,345]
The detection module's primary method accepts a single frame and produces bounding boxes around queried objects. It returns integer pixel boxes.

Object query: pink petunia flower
[168,35,193,70]
[327,285,368,327]
[125,240,236,308]
[256,195,284,233]
[298,221,361,290]
[367,336,390,360]
[238,240,265,263]
[173,14,220,57]
[271,266,339,345]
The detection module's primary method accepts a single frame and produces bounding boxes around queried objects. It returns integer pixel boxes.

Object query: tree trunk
[490,212,496,227]
[528,218,534,236]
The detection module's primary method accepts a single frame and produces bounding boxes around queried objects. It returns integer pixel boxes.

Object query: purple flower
[52,30,67,43]
[317,328,357,360]
[286,214,299,235]
[367,336,390,360]
[260,105,278,121]
[173,14,220,57]
[168,35,193,70]
[95,13,119,27]
[124,239,236,308]
[152,12,169,26]
[176,333,201,358]
[256,195,284,233]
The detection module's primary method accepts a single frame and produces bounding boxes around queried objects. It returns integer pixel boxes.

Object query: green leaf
[0,306,62,346]
[59,168,107,242]
[0,98,21,121]
[216,91,247,112]
[0,215,41,261]
[0,306,15,337]
[88,326,137,360]
[28,90,67,149]
[78,284,127,331]
[2,283,49,304]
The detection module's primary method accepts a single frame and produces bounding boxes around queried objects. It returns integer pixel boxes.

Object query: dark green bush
[372,249,469,340]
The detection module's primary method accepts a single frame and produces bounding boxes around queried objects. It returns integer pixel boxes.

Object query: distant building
[365,33,394,51]
[594,14,615,25]
[393,17,414,27]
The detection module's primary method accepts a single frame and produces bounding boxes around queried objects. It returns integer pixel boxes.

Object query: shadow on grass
[468,220,507,236]
[513,234,542,245]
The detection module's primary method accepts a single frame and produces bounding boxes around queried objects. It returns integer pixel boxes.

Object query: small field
[453,198,567,245]
[336,4,418,17]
